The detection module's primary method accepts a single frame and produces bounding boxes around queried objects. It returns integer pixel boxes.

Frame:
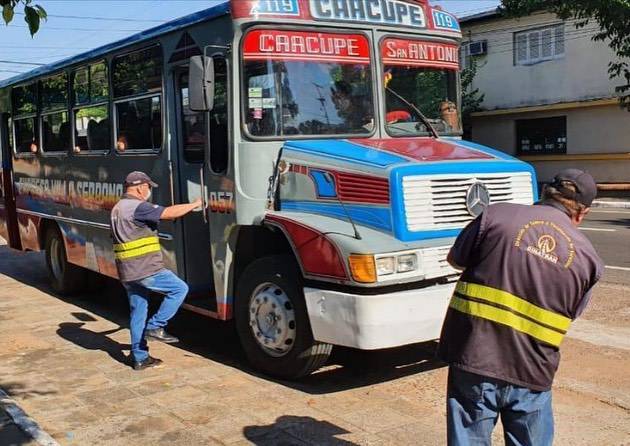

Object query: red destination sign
[381,38,459,70]
[243,30,371,64]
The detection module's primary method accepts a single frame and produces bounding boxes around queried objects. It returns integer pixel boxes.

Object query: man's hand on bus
[160,198,203,221]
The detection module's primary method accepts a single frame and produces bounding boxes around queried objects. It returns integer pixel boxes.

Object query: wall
[463,12,620,110]
[471,104,630,183]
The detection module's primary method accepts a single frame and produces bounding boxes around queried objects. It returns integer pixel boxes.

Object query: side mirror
[189,55,214,112]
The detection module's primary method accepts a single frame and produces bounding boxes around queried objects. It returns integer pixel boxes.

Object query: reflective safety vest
[437,202,603,392]
[113,236,161,261]
[451,281,571,348]
[111,197,164,282]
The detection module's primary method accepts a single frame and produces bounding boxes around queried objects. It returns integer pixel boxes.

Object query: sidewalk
[593,197,630,209]
[0,398,42,446]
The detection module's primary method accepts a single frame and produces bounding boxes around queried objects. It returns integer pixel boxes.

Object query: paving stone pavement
[1,240,630,445]
[0,243,451,445]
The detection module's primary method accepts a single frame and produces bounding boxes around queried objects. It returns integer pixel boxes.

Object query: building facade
[460,9,630,185]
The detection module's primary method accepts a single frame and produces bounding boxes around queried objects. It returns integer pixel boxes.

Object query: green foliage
[1,0,47,36]
[461,58,485,139]
[461,58,485,121]
[414,70,447,117]
[500,0,630,110]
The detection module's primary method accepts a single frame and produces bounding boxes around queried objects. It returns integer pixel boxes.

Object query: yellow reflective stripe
[113,236,160,253]
[450,296,565,347]
[114,243,161,260]
[456,281,571,332]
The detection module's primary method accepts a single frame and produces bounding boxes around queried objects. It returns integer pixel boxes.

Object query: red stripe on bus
[265,214,348,280]
[351,138,494,162]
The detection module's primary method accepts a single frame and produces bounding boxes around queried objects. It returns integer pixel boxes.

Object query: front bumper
[303,281,456,350]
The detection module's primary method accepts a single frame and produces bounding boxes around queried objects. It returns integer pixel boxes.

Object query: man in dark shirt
[438,169,604,445]
[111,171,201,370]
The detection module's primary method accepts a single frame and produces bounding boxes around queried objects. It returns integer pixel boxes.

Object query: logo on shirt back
[514,220,576,268]
[527,234,559,264]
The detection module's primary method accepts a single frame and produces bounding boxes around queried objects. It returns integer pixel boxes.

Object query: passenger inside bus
[330,80,374,132]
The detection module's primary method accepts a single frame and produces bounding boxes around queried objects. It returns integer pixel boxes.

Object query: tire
[44,226,87,295]
[235,255,332,379]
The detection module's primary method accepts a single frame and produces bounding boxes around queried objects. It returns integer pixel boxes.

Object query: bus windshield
[381,38,461,137]
[243,30,374,138]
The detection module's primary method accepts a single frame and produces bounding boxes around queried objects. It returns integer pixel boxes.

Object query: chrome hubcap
[248,282,296,357]
[50,238,64,280]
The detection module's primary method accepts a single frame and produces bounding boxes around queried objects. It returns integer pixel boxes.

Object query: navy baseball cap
[124,171,158,188]
[550,169,597,207]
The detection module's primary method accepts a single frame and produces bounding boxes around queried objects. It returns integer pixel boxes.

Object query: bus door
[173,69,216,304]
[0,113,20,249]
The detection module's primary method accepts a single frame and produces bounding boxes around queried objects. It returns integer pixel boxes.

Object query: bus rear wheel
[235,255,332,379]
[44,227,87,295]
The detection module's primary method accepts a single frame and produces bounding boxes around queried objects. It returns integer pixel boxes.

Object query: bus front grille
[402,173,534,232]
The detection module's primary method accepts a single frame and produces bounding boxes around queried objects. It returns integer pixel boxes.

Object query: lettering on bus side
[209,191,234,214]
[15,177,123,209]
[310,0,426,28]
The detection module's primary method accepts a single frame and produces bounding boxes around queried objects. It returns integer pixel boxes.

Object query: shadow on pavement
[243,416,357,445]
[56,322,129,367]
[1,383,56,400]
[0,246,446,394]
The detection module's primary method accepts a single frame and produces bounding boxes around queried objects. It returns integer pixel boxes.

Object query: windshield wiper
[386,86,439,138]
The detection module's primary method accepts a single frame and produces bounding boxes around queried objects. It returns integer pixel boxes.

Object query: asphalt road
[581,208,630,285]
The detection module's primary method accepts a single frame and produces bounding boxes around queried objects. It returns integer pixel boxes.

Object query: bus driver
[111,171,202,370]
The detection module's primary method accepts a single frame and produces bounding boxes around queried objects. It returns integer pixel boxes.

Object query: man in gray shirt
[111,171,201,370]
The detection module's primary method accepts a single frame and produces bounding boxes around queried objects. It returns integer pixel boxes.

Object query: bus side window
[209,56,228,174]
[112,45,163,152]
[40,72,70,153]
[11,83,38,154]
[72,61,111,153]
[179,73,205,163]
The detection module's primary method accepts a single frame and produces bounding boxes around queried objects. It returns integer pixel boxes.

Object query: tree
[461,58,485,140]
[500,0,630,110]
[1,0,47,36]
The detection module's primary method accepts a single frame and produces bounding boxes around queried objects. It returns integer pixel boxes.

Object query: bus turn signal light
[349,254,377,283]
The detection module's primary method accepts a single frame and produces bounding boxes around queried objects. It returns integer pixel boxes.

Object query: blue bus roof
[0,1,230,89]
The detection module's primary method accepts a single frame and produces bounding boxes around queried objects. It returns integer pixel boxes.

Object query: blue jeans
[447,367,554,446]
[123,269,188,362]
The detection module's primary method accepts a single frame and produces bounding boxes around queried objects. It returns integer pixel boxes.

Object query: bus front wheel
[235,255,332,379]
[44,227,87,295]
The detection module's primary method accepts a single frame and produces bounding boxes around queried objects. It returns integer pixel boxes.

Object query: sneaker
[133,356,163,371]
[144,328,179,344]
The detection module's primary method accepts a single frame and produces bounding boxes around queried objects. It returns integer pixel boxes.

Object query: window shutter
[516,34,528,63]
[554,26,565,55]
[542,29,553,58]
[529,31,540,61]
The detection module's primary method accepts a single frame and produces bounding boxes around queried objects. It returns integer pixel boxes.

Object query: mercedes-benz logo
[466,182,491,217]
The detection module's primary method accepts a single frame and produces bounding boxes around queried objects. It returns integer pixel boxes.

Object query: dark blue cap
[124,171,158,188]
[551,169,597,207]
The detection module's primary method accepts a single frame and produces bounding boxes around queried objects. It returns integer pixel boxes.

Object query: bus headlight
[397,254,418,273]
[375,257,396,276]
[350,251,422,284]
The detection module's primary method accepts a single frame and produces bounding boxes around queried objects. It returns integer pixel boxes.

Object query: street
[0,211,629,446]
[580,209,630,285]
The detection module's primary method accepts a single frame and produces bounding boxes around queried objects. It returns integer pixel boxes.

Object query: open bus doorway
[0,113,20,249]
[173,69,215,309]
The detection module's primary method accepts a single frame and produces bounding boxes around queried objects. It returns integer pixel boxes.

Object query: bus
[0,0,537,378]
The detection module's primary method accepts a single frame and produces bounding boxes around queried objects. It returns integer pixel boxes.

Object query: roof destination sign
[310,0,426,28]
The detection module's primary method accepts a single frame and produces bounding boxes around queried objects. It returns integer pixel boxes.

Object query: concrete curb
[592,200,630,209]
[0,389,59,446]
